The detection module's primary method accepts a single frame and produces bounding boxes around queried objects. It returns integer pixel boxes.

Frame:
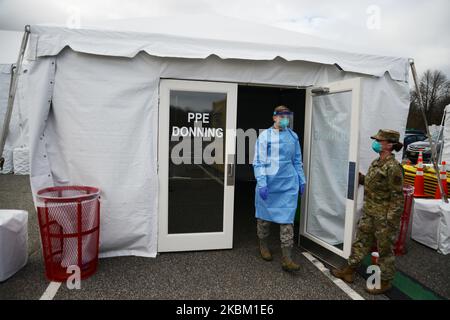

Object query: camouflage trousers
[348,212,400,281]
[256,218,294,248]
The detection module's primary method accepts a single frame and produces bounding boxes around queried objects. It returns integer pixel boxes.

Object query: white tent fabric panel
[47,53,159,257]
[21,48,410,258]
[28,23,409,82]
[23,52,158,258]
[0,64,29,174]
[0,64,13,174]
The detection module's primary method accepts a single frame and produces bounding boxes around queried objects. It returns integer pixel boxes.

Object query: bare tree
[407,69,450,129]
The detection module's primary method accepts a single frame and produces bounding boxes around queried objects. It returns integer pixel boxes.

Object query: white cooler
[0,210,28,281]
[411,199,450,255]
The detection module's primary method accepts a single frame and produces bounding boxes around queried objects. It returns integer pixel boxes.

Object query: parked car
[402,131,427,159]
[405,139,443,164]
[405,129,425,135]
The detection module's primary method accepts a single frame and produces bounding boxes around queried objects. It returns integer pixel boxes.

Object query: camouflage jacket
[360,154,404,222]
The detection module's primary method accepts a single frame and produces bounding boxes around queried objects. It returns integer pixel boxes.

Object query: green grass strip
[362,255,442,300]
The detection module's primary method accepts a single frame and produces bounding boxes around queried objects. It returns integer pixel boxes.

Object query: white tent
[18,15,410,258]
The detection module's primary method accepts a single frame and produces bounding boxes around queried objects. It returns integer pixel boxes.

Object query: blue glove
[258,186,269,200]
[299,183,306,196]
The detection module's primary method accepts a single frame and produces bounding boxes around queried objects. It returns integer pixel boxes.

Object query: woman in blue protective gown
[253,105,306,272]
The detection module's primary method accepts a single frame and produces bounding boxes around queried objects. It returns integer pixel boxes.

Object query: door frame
[157,79,238,252]
[299,77,362,259]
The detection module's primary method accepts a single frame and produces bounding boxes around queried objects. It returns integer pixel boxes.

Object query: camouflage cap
[370,129,401,143]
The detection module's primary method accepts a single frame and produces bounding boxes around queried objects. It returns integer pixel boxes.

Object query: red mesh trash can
[36,186,100,282]
[394,185,414,256]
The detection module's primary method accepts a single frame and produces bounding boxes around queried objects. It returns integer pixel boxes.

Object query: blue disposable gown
[253,127,306,224]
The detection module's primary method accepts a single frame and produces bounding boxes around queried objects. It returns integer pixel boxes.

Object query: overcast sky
[0,0,449,78]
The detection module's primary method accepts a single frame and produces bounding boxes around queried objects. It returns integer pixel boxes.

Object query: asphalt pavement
[0,175,447,300]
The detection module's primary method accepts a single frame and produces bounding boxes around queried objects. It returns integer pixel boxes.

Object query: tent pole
[0,25,30,171]
[409,59,448,203]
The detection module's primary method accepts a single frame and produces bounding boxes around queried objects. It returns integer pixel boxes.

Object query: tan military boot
[281,247,300,272]
[259,238,273,261]
[365,280,392,295]
[331,265,356,283]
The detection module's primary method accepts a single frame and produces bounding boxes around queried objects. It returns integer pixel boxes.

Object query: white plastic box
[0,210,28,281]
[411,199,450,255]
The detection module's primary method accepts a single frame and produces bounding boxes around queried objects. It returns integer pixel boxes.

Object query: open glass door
[158,79,237,252]
[300,78,362,263]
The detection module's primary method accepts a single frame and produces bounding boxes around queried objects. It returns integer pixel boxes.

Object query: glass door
[158,79,237,252]
[300,78,362,259]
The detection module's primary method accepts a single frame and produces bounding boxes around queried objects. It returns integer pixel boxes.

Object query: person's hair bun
[393,143,403,152]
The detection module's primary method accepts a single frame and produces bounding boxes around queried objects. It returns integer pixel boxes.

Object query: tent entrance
[233,85,306,249]
[157,78,362,260]
[233,79,363,269]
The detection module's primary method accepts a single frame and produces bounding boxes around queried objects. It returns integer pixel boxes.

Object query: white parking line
[302,251,365,300]
[39,281,62,300]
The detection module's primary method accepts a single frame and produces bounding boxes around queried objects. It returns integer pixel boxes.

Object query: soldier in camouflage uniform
[331,129,404,295]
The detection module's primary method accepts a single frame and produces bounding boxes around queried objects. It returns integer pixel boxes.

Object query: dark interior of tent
[233,85,306,248]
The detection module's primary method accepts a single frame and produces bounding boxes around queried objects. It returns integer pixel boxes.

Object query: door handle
[227,163,234,177]
[227,154,235,186]
[347,161,356,200]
